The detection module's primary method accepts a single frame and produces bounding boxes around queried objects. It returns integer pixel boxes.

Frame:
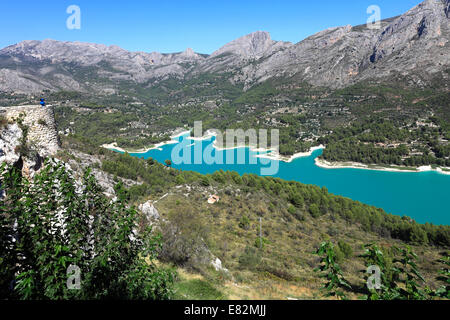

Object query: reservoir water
[118,134,450,225]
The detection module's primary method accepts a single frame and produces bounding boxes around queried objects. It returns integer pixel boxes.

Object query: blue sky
[1,0,423,54]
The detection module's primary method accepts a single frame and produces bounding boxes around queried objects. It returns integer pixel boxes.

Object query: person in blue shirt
[40,98,46,107]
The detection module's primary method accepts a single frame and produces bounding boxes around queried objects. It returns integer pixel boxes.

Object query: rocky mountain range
[0,0,449,94]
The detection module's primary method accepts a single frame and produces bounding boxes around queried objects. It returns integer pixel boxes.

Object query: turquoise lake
[119,134,450,226]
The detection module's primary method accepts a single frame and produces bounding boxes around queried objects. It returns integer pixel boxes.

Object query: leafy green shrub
[334,246,345,263]
[287,205,296,215]
[394,246,427,300]
[0,160,175,300]
[212,170,226,184]
[435,254,450,299]
[314,241,351,299]
[176,175,185,184]
[238,246,262,270]
[360,243,399,300]
[288,192,304,208]
[309,204,320,218]
[238,215,250,230]
[200,175,210,186]
[158,207,210,269]
[338,241,353,259]
[254,236,269,249]
[360,244,429,300]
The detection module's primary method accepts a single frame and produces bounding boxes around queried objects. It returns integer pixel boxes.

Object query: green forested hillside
[319,117,450,167]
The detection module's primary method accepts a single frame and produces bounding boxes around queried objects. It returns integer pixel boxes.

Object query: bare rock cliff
[0,105,60,176]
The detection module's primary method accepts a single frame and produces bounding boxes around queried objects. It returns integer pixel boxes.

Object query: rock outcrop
[0,105,60,176]
[210,31,292,60]
[211,257,229,273]
[138,200,160,222]
[444,0,450,18]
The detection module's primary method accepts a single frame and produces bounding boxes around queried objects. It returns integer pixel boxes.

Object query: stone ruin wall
[0,105,60,157]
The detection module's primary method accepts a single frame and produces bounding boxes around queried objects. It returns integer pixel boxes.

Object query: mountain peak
[183,47,195,56]
[247,30,271,41]
[210,31,277,59]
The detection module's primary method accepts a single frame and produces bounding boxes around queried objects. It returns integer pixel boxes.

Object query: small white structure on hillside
[207,194,220,204]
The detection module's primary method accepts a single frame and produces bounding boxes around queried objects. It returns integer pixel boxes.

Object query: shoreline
[101,129,191,154]
[102,130,450,175]
[253,145,325,163]
[187,130,325,163]
[315,158,450,175]
[103,128,325,163]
